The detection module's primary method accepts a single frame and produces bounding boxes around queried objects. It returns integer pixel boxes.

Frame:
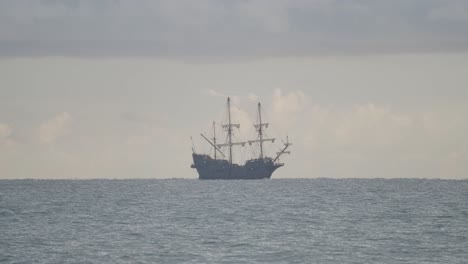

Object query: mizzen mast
[213,121,217,160]
[200,133,225,158]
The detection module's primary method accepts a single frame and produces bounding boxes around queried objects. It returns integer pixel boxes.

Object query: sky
[0,0,467,179]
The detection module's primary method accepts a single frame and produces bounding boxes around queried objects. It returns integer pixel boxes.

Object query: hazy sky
[1,0,467,179]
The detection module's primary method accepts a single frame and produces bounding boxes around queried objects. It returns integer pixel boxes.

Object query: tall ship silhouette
[191,97,291,180]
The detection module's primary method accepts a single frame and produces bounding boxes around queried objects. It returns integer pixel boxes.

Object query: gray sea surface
[1,179,467,263]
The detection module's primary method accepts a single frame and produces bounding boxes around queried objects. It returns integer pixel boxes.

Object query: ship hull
[192,154,282,180]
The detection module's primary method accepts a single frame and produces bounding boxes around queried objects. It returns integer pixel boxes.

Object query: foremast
[274,136,291,163]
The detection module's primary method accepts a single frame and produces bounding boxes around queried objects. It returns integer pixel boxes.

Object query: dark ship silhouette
[191,97,291,180]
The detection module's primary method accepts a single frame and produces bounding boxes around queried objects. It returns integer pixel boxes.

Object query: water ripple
[0,179,467,263]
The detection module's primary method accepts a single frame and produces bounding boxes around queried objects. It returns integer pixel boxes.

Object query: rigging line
[261,104,287,146]
[201,133,226,158]
[261,130,281,153]
[248,134,257,159]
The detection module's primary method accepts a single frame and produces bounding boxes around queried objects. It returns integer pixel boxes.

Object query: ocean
[1,179,467,263]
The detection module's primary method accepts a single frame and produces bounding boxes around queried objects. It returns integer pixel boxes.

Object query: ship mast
[249,102,275,159]
[227,98,233,164]
[273,136,291,163]
[218,97,246,164]
[213,121,217,160]
[258,102,264,158]
[200,133,225,158]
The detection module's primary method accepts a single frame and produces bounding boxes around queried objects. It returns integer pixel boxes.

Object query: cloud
[270,89,308,130]
[230,104,254,139]
[206,89,225,97]
[0,0,467,57]
[1,54,467,179]
[36,112,71,144]
[0,123,13,144]
[272,89,308,115]
[248,93,258,102]
[236,0,291,33]
[121,111,168,125]
[304,103,413,150]
[293,101,468,178]
[428,1,468,21]
[204,89,240,104]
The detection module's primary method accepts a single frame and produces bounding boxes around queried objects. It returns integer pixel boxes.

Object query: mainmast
[249,102,275,159]
[219,97,245,164]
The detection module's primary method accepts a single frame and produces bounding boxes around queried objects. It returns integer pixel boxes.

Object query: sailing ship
[191,97,291,180]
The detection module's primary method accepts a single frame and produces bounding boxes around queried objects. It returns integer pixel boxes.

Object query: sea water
[1,179,467,263]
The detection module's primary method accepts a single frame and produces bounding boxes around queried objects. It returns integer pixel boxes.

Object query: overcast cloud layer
[1,0,468,57]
